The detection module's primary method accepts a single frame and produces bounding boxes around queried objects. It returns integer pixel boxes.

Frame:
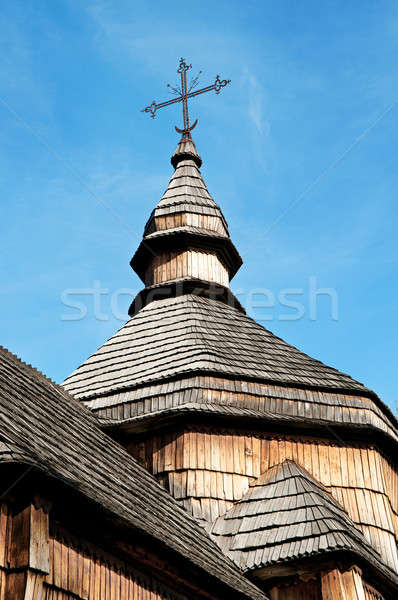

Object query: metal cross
[141,58,231,139]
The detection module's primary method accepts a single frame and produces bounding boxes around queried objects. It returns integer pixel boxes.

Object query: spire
[144,135,229,238]
[129,136,242,315]
[170,136,202,168]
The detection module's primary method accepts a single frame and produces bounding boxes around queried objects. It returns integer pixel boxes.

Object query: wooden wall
[145,249,229,286]
[269,579,321,599]
[43,533,184,600]
[127,427,398,572]
[267,566,387,600]
[0,500,217,600]
[147,213,228,237]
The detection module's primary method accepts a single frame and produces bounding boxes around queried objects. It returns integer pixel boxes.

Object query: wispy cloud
[245,70,269,136]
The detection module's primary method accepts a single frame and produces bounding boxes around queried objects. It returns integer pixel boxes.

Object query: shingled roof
[0,345,267,600]
[210,459,398,584]
[131,137,242,284]
[63,134,397,444]
[144,137,229,236]
[63,293,370,400]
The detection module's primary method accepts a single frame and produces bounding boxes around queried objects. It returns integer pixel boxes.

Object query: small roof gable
[211,459,395,581]
[63,294,368,400]
[0,345,267,600]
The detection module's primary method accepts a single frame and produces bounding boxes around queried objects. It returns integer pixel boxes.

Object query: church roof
[0,345,267,600]
[63,293,369,400]
[210,459,398,583]
[63,135,397,444]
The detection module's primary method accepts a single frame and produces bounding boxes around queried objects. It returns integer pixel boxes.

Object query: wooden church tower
[62,67,398,599]
[1,58,394,600]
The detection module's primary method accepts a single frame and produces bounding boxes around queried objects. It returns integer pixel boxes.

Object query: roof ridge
[0,344,60,389]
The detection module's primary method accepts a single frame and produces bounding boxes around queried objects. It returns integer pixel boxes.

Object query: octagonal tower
[64,136,398,600]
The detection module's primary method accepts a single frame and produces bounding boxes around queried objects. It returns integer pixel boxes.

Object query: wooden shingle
[0,345,267,600]
[210,459,398,584]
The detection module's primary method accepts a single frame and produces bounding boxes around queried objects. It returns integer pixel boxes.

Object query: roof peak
[211,458,388,578]
[171,135,202,169]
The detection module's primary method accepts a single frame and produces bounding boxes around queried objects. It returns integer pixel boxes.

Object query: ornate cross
[142,58,231,139]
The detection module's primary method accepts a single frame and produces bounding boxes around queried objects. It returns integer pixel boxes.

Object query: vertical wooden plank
[94,554,101,600]
[0,505,8,569]
[219,433,226,473]
[296,439,305,470]
[164,431,173,471]
[29,504,50,573]
[82,551,90,600]
[175,430,184,471]
[341,567,366,600]
[329,444,342,487]
[195,469,204,497]
[68,544,78,597]
[196,431,205,470]
[211,433,220,472]
[52,538,62,589]
[187,470,196,497]
[321,568,347,600]
[8,505,30,569]
[203,431,212,475]
[5,572,28,600]
[244,436,254,477]
[252,436,261,478]
[189,430,197,470]
[269,438,279,468]
[261,437,270,473]
[278,439,286,464]
[225,433,234,474]
[360,448,372,490]
[319,443,331,487]
[353,447,365,489]
[233,433,243,475]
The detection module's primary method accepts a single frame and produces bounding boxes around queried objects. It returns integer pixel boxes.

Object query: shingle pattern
[144,137,229,235]
[0,345,267,600]
[63,294,369,401]
[211,459,397,583]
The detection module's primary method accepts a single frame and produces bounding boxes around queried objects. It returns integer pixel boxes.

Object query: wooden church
[0,61,397,600]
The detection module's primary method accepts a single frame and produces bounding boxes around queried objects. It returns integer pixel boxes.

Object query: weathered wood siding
[269,579,321,599]
[268,566,386,600]
[147,212,228,236]
[145,249,229,286]
[0,501,221,600]
[91,378,398,447]
[128,428,398,572]
[44,534,182,600]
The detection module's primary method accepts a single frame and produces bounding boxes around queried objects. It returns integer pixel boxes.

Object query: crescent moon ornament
[175,119,198,135]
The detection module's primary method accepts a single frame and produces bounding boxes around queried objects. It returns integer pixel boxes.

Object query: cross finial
[141,58,231,139]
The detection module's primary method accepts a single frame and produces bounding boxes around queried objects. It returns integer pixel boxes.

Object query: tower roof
[145,137,227,232]
[63,137,398,446]
[63,294,369,400]
[132,136,241,286]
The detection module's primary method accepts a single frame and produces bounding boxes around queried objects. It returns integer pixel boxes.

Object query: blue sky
[1,1,397,412]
